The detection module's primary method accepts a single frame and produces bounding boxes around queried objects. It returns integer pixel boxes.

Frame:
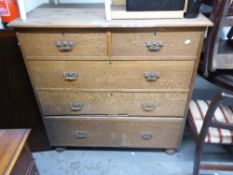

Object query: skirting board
[111,5,184,20]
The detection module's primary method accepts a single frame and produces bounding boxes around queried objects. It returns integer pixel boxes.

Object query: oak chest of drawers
[9,4,212,151]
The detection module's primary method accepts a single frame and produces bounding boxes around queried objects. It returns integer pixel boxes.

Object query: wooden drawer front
[44,117,183,148]
[28,60,194,89]
[112,29,202,57]
[17,32,107,56]
[38,91,188,116]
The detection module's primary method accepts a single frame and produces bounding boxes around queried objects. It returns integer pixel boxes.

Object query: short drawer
[28,60,194,90]
[17,32,107,57]
[44,116,183,148]
[38,91,188,116]
[112,29,203,57]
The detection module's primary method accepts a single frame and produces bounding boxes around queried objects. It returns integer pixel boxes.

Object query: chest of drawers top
[8,4,212,29]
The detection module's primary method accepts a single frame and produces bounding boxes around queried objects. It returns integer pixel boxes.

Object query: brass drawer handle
[68,103,84,111]
[56,40,75,52]
[74,131,88,139]
[144,72,160,81]
[63,72,80,81]
[145,41,164,51]
[142,103,158,112]
[140,132,154,140]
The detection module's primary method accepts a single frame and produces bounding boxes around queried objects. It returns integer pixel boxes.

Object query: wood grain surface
[112,29,203,57]
[17,32,107,56]
[38,90,188,116]
[27,60,194,90]
[44,116,183,148]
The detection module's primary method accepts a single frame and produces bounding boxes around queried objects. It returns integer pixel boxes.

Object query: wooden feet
[55,147,66,152]
[165,149,176,155]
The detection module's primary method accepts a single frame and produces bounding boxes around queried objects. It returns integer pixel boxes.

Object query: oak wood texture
[112,29,203,57]
[37,90,188,116]
[27,60,194,90]
[10,4,211,149]
[44,116,183,148]
[0,129,38,175]
[8,4,212,28]
[107,30,112,56]
[26,55,198,61]
[17,32,107,57]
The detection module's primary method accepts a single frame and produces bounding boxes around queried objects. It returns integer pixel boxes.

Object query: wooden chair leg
[193,142,204,175]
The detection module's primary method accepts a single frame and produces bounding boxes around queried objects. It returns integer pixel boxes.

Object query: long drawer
[112,29,203,57]
[38,90,188,116]
[44,116,183,148]
[28,60,194,89]
[17,32,107,56]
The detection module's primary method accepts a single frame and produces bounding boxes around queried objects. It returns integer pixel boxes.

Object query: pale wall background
[24,0,104,12]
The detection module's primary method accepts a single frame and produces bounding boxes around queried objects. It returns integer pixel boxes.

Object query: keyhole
[109,62,112,65]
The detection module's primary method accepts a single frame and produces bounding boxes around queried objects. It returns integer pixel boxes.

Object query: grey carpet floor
[33,134,233,175]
